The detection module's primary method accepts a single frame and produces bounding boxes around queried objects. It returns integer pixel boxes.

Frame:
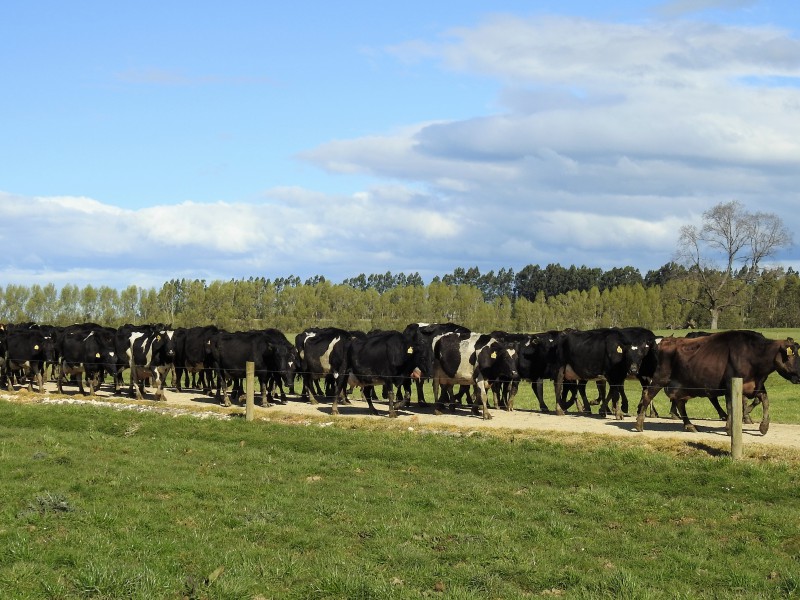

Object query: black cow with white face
[332,329,429,417]
[56,324,118,396]
[3,327,56,393]
[126,325,176,401]
[432,332,519,420]
[554,328,652,419]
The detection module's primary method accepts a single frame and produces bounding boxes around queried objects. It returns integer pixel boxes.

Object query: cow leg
[531,379,549,412]
[619,387,630,416]
[592,380,606,406]
[553,371,566,416]
[259,378,270,408]
[577,381,592,414]
[756,391,769,435]
[707,396,727,420]
[57,364,65,395]
[433,383,449,415]
[668,400,681,420]
[473,381,492,420]
[635,385,663,432]
[743,396,761,425]
[416,380,427,405]
[304,374,322,405]
[673,399,697,432]
[387,385,397,418]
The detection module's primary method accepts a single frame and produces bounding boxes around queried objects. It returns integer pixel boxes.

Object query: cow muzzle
[410,367,423,380]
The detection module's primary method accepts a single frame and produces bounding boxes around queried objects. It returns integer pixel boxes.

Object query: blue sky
[1,0,799,289]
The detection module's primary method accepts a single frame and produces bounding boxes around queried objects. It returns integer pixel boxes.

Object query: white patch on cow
[319,336,341,372]
[631,345,639,350]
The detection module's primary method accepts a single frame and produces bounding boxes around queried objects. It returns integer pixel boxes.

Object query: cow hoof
[760,422,770,435]
[744,416,754,425]
[684,424,698,433]
[434,409,443,416]
[483,413,493,420]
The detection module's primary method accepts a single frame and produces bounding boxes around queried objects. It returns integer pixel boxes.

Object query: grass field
[1,399,799,599]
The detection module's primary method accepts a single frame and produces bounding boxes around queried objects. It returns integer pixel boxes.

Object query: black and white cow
[554,328,652,419]
[297,327,362,404]
[3,327,56,392]
[56,325,118,395]
[332,329,429,417]
[126,325,176,401]
[432,332,519,420]
[402,322,471,405]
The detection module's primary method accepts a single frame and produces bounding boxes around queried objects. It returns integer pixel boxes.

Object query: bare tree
[676,201,793,329]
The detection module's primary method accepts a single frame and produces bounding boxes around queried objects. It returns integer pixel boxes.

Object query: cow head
[477,341,519,381]
[403,329,434,381]
[775,339,800,384]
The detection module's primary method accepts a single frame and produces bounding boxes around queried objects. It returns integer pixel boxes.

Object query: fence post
[246,361,255,422]
[731,377,743,460]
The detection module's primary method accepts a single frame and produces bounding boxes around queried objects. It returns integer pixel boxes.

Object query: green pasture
[1,396,800,599]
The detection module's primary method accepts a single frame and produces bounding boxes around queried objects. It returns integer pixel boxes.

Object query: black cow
[210,329,295,407]
[554,328,652,419]
[56,325,118,395]
[173,325,220,394]
[635,330,800,435]
[260,328,300,405]
[332,329,428,417]
[126,325,176,401]
[432,332,519,420]
[592,327,659,418]
[3,328,56,392]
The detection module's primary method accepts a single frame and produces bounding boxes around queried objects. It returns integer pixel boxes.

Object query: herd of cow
[1,321,798,436]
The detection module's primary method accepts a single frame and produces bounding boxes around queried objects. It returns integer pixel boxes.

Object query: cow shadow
[601,418,730,436]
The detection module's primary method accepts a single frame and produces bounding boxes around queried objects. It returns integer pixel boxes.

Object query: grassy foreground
[1,401,799,599]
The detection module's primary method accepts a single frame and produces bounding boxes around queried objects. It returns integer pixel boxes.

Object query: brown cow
[635,330,800,435]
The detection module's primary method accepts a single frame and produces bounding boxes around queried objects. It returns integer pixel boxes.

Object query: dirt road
[16,381,800,455]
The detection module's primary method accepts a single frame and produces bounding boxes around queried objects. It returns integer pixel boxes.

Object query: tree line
[1,262,798,333]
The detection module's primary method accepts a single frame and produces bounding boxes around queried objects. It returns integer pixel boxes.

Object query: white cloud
[3,12,800,290]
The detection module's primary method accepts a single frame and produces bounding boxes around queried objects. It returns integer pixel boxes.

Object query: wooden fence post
[246,361,255,422]
[731,377,743,460]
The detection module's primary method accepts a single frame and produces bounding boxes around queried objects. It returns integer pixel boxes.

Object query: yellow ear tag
[491,351,497,358]
[616,345,623,354]
[96,353,101,358]
[34,345,39,350]
[407,347,413,354]
[788,347,794,356]
[156,335,161,341]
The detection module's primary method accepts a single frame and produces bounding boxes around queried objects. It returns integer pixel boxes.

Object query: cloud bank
[3,13,799,289]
